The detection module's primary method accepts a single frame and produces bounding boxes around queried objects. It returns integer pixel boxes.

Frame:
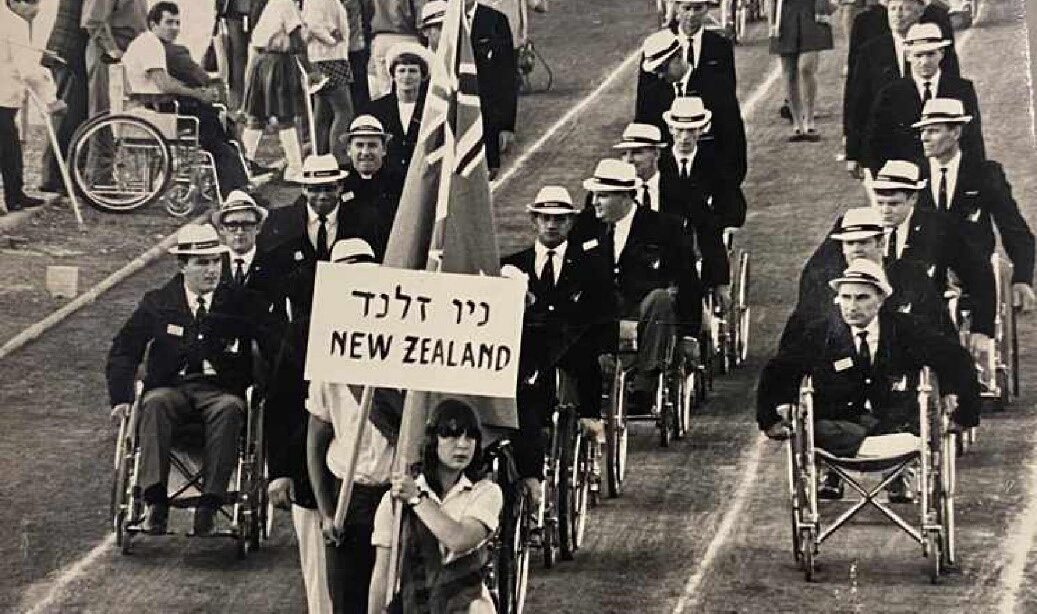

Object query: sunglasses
[436,424,478,439]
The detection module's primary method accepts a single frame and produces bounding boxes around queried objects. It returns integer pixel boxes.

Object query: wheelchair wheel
[736,251,751,365]
[927,530,941,584]
[786,440,802,563]
[557,408,579,560]
[69,113,173,214]
[510,490,533,614]
[572,433,591,549]
[493,487,521,614]
[657,372,672,448]
[800,527,816,581]
[604,364,625,498]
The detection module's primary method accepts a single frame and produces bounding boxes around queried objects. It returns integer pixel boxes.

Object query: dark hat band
[178,239,220,250]
[304,169,343,179]
[619,135,662,146]
[840,271,883,284]
[876,173,918,185]
[531,202,577,211]
[836,223,884,234]
[920,111,967,121]
[906,36,946,45]
[668,112,708,123]
[646,39,681,63]
[591,175,638,188]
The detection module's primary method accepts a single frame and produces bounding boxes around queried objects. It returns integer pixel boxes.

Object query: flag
[382,0,519,465]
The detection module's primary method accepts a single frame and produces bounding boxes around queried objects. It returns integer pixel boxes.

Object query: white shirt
[0,4,57,108]
[677,25,704,72]
[929,149,962,208]
[307,204,339,253]
[303,0,351,62]
[183,284,216,375]
[230,247,256,276]
[306,381,395,483]
[534,240,566,284]
[612,204,637,262]
[671,145,698,177]
[912,69,940,102]
[251,0,304,51]
[890,209,914,260]
[673,67,694,98]
[851,317,881,358]
[398,100,417,129]
[122,31,166,95]
[643,172,661,212]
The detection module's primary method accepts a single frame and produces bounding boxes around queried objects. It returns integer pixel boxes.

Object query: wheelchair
[948,0,975,29]
[946,253,1019,413]
[703,245,752,376]
[784,368,957,583]
[109,344,271,558]
[68,64,239,217]
[483,438,531,614]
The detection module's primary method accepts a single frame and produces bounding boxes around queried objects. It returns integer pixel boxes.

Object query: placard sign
[304,263,526,398]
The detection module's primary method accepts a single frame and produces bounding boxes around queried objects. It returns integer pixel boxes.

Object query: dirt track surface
[2,0,1036,612]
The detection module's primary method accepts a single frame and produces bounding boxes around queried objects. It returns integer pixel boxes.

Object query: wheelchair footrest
[166,492,241,509]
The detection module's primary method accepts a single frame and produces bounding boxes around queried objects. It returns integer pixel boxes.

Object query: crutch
[26,88,83,227]
[295,58,328,155]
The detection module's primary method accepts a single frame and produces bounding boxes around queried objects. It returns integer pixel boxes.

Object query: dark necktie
[642,187,652,210]
[885,227,898,266]
[686,39,695,71]
[857,330,872,373]
[680,158,689,178]
[542,250,556,288]
[316,214,329,261]
[937,167,949,210]
[922,80,932,102]
[604,224,617,264]
[902,53,911,78]
[187,296,208,375]
[233,258,246,285]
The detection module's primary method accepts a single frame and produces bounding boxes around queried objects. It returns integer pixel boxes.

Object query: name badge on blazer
[834,357,853,372]
[166,324,184,337]
[964,190,979,197]
[341,191,355,203]
[570,290,583,302]
[898,302,912,314]
[225,338,240,354]
[891,375,909,392]
[583,239,599,251]
[927,265,936,278]
[294,250,305,261]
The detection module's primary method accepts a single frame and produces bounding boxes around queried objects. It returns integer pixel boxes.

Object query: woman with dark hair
[362,42,433,175]
[368,399,502,614]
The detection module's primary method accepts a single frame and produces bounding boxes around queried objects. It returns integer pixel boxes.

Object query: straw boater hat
[295,154,349,185]
[911,97,973,129]
[672,0,721,6]
[903,23,951,54]
[663,96,712,130]
[168,224,231,256]
[526,186,577,215]
[828,259,893,297]
[612,123,666,150]
[830,207,885,241]
[641,30,682,73]
[345,115,391,142]
[582,159,644,193]
[385,41,435,74]
[210,189,268,226]
[330,238,377,264]
[870,160,928,192]
[419,0,447,29]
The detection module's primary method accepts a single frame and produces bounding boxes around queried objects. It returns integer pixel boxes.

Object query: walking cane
[295,59,327,154]
[26,89,83,227]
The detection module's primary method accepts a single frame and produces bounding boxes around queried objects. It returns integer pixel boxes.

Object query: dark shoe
[779,101,793,123]
[817,471,844,500]
[193,500,219,536]
[17,194,45,208]
[802,128,820,143]
[887,474,914,504]
[138,503,169,535]
[38,181,67,196]
[788,130,805,143]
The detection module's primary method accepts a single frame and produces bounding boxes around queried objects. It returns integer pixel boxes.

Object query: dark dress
[770,0,834,55]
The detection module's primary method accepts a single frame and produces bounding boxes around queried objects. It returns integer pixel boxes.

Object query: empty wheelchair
[785,368,957,583]
[110,344,271,558]
[68,64,232,217]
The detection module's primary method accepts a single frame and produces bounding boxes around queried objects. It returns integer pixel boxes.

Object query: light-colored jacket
[303,0,352,62]
[0,6,57,109]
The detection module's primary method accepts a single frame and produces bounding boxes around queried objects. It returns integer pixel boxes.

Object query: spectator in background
[81,0,147,181]
[341,0,371,109]
[39,0,89,197]
[303,0,356,165]
[368,0,425,98]
[1,0,65,213]
[479,0,546,52]
[214,0,253,112]
[464,0,518,178]
[418,0,445,51]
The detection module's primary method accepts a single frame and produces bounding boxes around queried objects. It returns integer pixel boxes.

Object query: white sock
[241,127,263,161]
[279,127,303,171]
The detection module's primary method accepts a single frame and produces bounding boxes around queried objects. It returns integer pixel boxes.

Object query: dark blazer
[844,29,961,162]
[659,144,746,230]
[363,85,428,176]
[917,156,1035,285]
[782,235,954,346]
[571,204,703,335]
[258,192,388,261]
[471,4,517,133]
[758,310,980,431]
[865,74,983,173]
[635,30,746,184]
[106,275,255,407]
[165,42,212,87]
[846,4,959,85]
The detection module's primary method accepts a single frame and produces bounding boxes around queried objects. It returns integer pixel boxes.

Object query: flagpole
[331,385,376,531]
[26,88,84,227]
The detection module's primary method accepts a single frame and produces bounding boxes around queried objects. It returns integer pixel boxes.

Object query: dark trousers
[224,17,250,111]
[815,414,880,458]
[348,49,371,110]
[176,99,249,196]
[137,381,244,502]
[484,124,500,170]
[632,288,680,393]
[41,60,88,189]
[0,107,24,205]
[326,481,390,614]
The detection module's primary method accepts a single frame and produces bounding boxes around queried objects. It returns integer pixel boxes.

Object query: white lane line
[20,535,115,614]
[997,429,1037,614]
[490,50,642,194]
[672,434,766,614]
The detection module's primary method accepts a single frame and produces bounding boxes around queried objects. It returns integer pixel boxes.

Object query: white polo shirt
[306,381,395,484]
[122,31,166,95]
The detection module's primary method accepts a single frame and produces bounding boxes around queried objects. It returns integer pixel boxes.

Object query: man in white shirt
[0,0,64,212]
[120,2,250,197]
